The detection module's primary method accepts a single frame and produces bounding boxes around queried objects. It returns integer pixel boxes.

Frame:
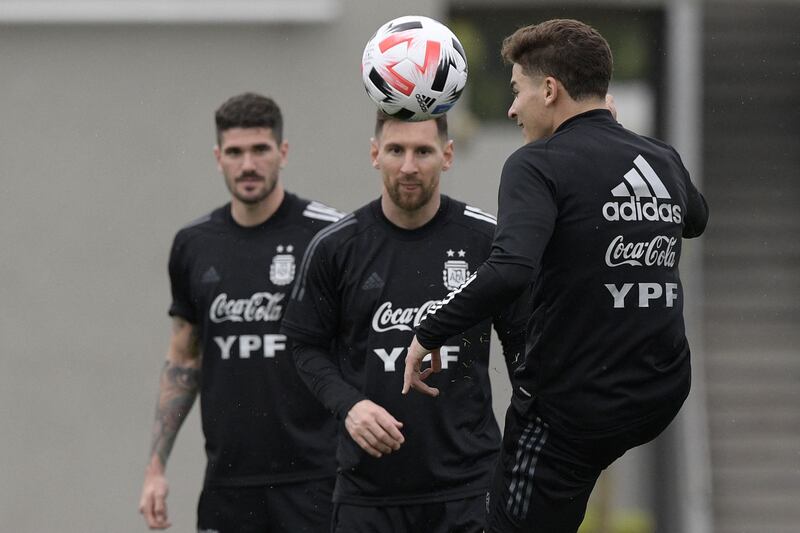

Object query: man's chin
[235,191,270,205]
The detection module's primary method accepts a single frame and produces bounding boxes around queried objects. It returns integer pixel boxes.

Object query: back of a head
[501,19,612,101]
[215,92,284,143]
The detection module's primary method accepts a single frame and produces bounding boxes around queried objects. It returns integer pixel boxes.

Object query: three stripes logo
[603,154,682,223]
[415,94,436,112]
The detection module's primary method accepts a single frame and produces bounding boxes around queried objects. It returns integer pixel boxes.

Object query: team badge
[442,249,470,290]
[269,244,296,286]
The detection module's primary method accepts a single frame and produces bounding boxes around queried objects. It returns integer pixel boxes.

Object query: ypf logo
[603,155,682,223]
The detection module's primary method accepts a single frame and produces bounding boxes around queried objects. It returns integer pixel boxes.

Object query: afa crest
[270,244,296,286]
[442,249,470,290]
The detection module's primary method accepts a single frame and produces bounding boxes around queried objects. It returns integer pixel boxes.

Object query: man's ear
[370,137,380,168]
[544,76,559,105]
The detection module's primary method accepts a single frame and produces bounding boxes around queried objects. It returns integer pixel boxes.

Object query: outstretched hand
[401,336,441,397]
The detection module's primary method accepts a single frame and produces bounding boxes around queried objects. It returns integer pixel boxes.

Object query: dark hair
[374,110,448,142]
[214,92,283,144]
[501,19,612,100]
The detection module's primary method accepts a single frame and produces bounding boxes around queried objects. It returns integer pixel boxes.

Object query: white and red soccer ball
[361,15,468,121]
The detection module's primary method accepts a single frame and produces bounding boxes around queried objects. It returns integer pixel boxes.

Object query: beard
[384,177,438,212]
[227,171,278,205]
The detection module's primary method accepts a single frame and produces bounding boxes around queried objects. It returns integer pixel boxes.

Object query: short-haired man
[403,19,709,533]
[280,112,528,533]
[138,92,343,532]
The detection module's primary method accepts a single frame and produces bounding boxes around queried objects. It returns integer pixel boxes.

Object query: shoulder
[294,194,347,224]
[284,193,347,233]
[172,204,226,248]
[445,196,497,239]
[300,201,378,258]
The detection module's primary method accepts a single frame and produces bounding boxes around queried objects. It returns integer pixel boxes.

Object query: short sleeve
[167,233,197,323]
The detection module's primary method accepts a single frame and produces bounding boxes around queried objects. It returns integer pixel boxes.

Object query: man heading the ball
[403,19,709,533]
[280,111,528,533]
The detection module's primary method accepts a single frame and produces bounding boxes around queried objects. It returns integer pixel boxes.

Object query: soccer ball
[361,15,468,121]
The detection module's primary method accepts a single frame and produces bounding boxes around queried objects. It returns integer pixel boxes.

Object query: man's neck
[231,186,285,227]
[551,96,607,134]
[381,193,441,230]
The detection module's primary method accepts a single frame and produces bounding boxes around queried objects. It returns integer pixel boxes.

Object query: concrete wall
[0,1,523,531]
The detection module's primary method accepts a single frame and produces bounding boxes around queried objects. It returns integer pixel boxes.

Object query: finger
[429,348,442,372]
[409,373,440,397]
[355,433,385,458]
[402,357,420,395]
[375,415,405,448]
[153,494,170,528]
[402,337,430,394]
[362,428,396,455]
[140,495,156,526]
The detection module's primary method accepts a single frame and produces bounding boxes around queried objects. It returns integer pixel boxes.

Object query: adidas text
[603,197,682,223]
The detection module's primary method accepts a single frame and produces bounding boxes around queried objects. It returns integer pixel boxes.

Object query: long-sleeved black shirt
[416,109,709,438]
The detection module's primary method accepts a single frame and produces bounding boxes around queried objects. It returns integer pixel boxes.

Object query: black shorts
[332,494,486,533]
[486,405,679,533]
[197,477,334,533]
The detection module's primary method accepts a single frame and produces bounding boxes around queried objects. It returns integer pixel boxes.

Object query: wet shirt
[168,192,344,486]
[281,196,527,504]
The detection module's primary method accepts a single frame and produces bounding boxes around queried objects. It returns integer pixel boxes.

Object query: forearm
[416,260,533,350]
[293,341,366,420]
[147,358,200,471]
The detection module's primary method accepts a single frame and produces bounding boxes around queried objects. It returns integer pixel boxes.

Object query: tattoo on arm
[148,352,201,468]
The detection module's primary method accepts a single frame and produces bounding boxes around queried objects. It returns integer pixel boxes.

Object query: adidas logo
[361,272,385,291]
[603,154,682,223]
[201,266,220,284]
[415,94,436,112]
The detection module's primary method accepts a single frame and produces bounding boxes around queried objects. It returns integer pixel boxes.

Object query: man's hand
[139,466,171,529]
[401,335,441,397]
[345,400,405,458]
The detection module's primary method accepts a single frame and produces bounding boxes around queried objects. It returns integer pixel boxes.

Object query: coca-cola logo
[209,292,284,323]
[371,300,440,333]
[605,235,677,268]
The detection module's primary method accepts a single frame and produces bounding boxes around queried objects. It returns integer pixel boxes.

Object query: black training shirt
[415,110,709,438]
[281,196,527,505]
[168,192,343,486]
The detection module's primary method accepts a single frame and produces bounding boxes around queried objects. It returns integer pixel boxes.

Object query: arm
[293,341,404,458]
[138,317,200,530]
[492,287,531,382]
[404,151,555,396]
[402,262,533,396]
[683,179,708,238]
